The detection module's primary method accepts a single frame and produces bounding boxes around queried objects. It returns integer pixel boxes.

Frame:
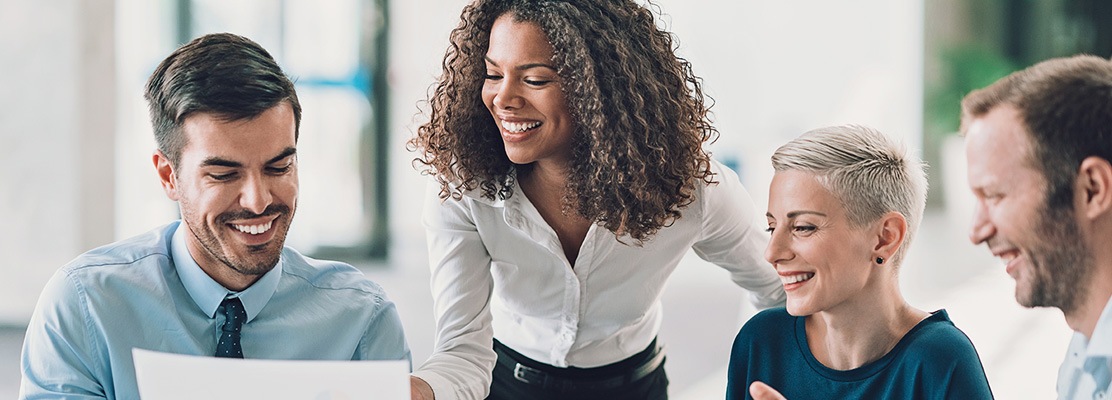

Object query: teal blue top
[21,221,410,399]
[727,307,992,400]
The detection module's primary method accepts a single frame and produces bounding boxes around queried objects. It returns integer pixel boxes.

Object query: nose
[764,227,793,266]
[491,80,523,110]
[968,199,995,245]
[239,173,273,215]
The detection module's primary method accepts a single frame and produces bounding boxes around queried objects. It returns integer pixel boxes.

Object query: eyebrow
[766,210,829,219]
[200,147,297,168]
[484,56,557,72]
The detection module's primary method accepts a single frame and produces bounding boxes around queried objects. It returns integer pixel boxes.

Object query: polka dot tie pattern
[215,297,246,358]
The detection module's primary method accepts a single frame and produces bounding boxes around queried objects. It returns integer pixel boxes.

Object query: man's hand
[749,381,787,400]
[411,376,435,400]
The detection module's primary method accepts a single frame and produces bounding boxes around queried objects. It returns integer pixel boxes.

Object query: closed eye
[792,225,817,235]
[209,172,237,181]
[266,160,294,175]
[266,166,291,175]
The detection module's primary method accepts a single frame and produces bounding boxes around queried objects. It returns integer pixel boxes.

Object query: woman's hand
[749,381,788,400]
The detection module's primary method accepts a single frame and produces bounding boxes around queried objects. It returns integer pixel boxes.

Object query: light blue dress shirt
[1059,297,1112,400]
[20,221,411,399]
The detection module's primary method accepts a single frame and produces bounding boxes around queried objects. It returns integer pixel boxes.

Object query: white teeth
[233,221,273,235]
[501,120,541,133]
[780,273,815,285]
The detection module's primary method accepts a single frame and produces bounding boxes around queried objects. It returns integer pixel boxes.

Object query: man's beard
[1021,201,1093,314]
[185,203,292,277]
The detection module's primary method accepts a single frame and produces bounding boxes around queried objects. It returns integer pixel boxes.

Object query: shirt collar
[171,221,282,323]
[1086,296,1112,357]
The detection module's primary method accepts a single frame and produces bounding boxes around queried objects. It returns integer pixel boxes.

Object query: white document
[133,348,410,400]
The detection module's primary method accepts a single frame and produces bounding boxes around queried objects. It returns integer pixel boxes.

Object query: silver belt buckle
[513,363,543,385]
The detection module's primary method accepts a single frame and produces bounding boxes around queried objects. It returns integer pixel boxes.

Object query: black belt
[494,340,666,393]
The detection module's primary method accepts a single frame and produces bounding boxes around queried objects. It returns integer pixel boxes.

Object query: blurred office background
[1,0,1108,398]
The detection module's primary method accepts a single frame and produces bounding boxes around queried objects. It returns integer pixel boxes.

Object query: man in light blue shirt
[962,55,1112,400]
[20,33,410,399]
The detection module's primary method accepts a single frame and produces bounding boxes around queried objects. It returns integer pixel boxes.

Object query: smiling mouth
[780,273,815,285]
[994,249,1024,277]
[501,120,542,133]
[232,220,273,235]
[991,247,1021,267]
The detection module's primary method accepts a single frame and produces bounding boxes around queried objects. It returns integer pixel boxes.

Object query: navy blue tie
[215,297,246,358]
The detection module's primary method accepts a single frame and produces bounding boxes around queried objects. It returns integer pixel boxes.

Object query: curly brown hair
[409,0,719,242]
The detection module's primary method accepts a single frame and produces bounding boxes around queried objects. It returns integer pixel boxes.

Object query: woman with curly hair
[407,1,785,399]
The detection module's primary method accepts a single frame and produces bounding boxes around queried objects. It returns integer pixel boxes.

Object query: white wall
[113,0,179,245]
[661,0,924,211]
[0,0,116,324]
[386,0,466,262]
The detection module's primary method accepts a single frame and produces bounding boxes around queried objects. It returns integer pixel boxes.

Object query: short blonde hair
[771,125,928,266]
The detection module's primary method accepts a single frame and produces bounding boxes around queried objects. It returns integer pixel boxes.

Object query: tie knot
[215,297,247,358]
[220,297,246,332]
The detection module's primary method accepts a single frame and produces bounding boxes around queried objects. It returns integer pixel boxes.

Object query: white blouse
[411,159,786,400]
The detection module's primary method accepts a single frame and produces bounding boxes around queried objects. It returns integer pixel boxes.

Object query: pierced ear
[1078,156,1112,220]
[873,212,908,262]
[153,150,179,201]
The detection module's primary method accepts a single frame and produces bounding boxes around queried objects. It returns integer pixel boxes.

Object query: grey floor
[0,326,21,398]
[0,210,1073,398]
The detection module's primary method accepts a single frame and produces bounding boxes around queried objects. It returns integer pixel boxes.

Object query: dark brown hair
[961,54,1112,210]
[144,32,302,167]
[409,0,718,242]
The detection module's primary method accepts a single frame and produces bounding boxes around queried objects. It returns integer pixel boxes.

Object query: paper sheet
[133,348,410,399]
